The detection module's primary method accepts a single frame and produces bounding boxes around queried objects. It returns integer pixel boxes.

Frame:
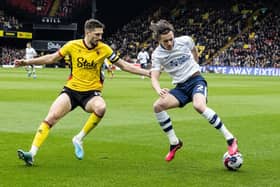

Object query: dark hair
[84,19,105,31]
[149,19,174,41]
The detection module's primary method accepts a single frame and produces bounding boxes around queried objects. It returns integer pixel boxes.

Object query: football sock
[76,112,102,141]
[155,111,179,145]
[31,121,52,156]
[202,107,234,140]
[30,145,38,157]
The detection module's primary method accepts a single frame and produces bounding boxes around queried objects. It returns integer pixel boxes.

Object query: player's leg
[24,65,29,72]
[72,96,106,159]
[153,93,182,162]
[27,65,32,77]
[192,82,238,155]
[17,93,72,165]
[140,64,146,79]
[32,65,36,79]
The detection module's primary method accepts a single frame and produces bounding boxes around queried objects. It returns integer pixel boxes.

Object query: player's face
[86,28,104,46]
[159,31,174,50]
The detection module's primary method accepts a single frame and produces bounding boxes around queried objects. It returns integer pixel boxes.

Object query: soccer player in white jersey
[149,19,238,162]
[25,42,37,78]
[137,48,150,79]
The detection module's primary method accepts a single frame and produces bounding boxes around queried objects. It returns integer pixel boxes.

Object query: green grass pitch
[0,68,279,187]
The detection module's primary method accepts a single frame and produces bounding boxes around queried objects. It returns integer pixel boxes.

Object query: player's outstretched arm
[14,52,62,67]
[151,70,168,97]
[114,58,151,78]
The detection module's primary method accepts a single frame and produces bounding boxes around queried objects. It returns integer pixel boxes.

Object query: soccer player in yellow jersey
[14,18,150,166]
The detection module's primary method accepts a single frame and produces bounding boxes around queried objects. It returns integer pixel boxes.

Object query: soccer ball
[223,151,243,171]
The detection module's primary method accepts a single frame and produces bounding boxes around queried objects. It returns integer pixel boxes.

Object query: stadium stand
[7,0,52,16]
[213,11,279,68]
[0,10,23,31]
[0,0,91,65]
[103,0,279,68]
[1,46,24,65]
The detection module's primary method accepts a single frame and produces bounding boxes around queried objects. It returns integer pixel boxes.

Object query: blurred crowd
[214,12,279,68]
[0,47,24,65]
[104,0,279,68]
[0,10,22,30]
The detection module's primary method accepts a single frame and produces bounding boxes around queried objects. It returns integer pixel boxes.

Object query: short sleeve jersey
[59,39,119,91]
[137,51,150,64]
[25,47,37,59]
[151,36,200,84]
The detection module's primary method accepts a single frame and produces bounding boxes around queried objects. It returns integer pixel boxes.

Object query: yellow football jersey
[59,39,119,91]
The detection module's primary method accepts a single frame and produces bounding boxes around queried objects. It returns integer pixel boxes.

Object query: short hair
[149,19,174,41]
[84,19,105,31]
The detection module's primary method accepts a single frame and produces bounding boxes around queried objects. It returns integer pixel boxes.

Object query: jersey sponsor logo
[169,54,190,67]
[77,57,97,69]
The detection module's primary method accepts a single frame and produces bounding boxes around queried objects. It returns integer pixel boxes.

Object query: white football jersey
[137,51,150,64]
[25,47,37,60]
[151,36,200,84]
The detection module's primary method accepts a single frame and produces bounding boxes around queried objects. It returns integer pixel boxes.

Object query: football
[223,151,243,171]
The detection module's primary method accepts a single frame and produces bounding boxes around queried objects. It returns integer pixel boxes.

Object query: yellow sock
[32,121,51,148]
[82,113,102,135]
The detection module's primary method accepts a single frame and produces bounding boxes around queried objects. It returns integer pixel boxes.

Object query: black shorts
[60,86,101,111]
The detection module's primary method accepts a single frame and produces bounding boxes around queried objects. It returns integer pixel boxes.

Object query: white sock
[166,129,179,145]
[202,107,234,140]
[30,145,38,157]
[219,125,234,140]
[75,131,86,141]
[155,111,179,145]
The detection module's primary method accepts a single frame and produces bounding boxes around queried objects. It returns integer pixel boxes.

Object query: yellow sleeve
[104,44,119,63]
[58,41,73,57]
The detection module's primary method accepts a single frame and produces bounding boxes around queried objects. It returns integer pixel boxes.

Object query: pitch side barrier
[201,66,280,76]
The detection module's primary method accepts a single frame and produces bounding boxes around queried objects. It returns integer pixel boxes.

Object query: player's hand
[14,59,26,67]
[158,88,170,98]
